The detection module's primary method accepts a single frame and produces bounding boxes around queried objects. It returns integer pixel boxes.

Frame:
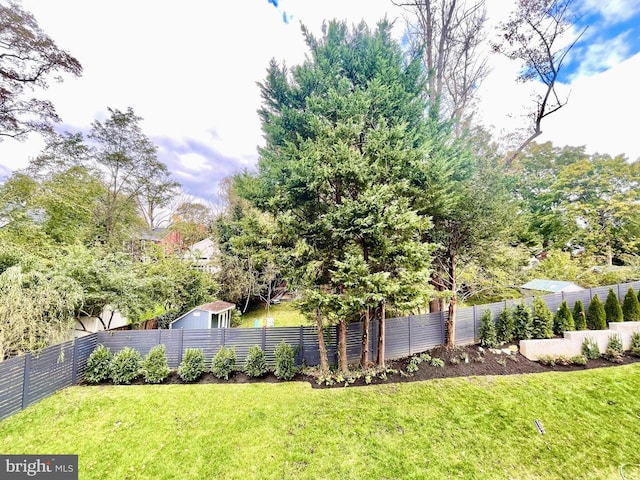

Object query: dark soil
[90,344,640,388]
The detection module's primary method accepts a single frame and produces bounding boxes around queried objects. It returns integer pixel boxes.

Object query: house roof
[521,279,584,293]
[197,301,236,314]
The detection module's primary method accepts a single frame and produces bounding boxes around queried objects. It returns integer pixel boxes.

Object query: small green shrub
[587,295,607,330]
[513,303,533,340]
[538,355,555,366]
[573,300,587,330]
[109,347,141,385]
[555,355,571,366]
[496,308,514,344]
[430,357,444,368]
[553,300,574,335]
[622,288,640,321]
[211,346,236,380]
[274,341,296,380]
[581,337,600,360]
[244,345,268,377]
[141,344,170,384]
[604,289,623,323]
[178,348,206,382]
[84,344,112,384]
[630,332,640,357]
[604,347,624,364]
[607,334,623,354]
[531,297,554,339]
[571,355,588,366]
[479,309,497,348]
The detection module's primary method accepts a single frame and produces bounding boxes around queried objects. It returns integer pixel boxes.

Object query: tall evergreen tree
[587,295,607,330]
[251,20,435,371]
[531,296,553,339]
[573,300,586,330]
[553,300,574,335]
[622,287,640,322]
[604,288,623,323]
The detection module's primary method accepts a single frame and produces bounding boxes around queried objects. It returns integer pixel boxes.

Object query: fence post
[71,340,79,385]
[473,305,478,344]
[222,328,226,347]
[408,316,412,356]
[177,329,184,366]
[22,353,32,410]
[261,327,266,351]
[440,311,446,345]
[157,328,162,346]
[298,325,304,366]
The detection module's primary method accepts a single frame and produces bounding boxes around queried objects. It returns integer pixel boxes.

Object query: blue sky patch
[267,0,278,7]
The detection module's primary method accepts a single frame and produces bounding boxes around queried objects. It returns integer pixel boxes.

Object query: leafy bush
[581,337,600,360]
[244,345,268,377]
[553,300,574,335]
[555,355,571,366]
[630,332,640,357]
[479,309,497,348]
[274,341,296,380]
[622,288,640,321]
[84,344,112,384]
[573,300,586,330]
[512,303,533,340]
[570,355,588,366]
[586,295,606,330]
[430,357,444,368]
[496,308,514,344]
[607,334,623,354]
[141,344,170,384]
[537,355,555,366]
[531,297,553,339]
[109,347,141,385]
[604,346,623,364]
[178,348,206,382]
[604,289,623,323]
[211,346,237,380]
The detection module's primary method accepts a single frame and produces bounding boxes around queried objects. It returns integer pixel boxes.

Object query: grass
[237,300,310,328]
[2,366,640,479]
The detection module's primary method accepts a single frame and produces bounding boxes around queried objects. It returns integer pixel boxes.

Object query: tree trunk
[377,301,386,367]
[446,256,457,348]
[315,307,329,373]
[429,270,445,313]
[338,320,348,373]
[360,307,370,368]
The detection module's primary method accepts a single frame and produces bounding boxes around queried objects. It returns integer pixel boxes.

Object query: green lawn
[2,366,640,479]
[237,300,310,328]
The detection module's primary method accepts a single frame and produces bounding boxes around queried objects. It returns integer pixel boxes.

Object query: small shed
[169,301,236,329]
[520,279,585,296]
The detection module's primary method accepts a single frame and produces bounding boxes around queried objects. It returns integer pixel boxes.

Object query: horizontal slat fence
[2,280,640,423]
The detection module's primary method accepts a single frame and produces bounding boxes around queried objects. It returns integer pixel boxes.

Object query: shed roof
[197,301,236,314]
[521,279,584,293]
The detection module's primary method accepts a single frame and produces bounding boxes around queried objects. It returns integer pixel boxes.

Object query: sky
[1,0,639,202]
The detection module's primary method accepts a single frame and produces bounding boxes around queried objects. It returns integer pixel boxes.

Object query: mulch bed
[89,344,640,389]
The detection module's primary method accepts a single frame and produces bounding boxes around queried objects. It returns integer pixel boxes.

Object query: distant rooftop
[521,279,585,293]
[197,301,236,313]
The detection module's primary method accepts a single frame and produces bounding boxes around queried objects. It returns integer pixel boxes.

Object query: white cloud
[581,0,640,24]
[571,31,632,78]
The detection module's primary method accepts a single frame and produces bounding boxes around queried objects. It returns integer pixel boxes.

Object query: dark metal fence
[2,280,639,422]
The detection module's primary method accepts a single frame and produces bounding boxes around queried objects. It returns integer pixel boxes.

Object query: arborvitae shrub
[573,300,587,330]
[274,341,296,380]
[630,332,640,357]
[109,347,141,385]
[531,297,554,339]
[479,309,497,348]
[496,308,514,344]
[604,334,623,363]
[141,344,170,384]
[581,337,600,360]
[604,289,623,323]
[178,348,206,382]
[211,346,236,380]
[513,303,533,340]
[622,287,640,321]
[85,344,112,384]
[244,345,268,377]
[587,295,607,330]
[553,300,575,335]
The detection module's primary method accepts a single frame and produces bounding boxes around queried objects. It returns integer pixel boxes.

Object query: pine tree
[479,309,497,348]
[531,297,553,339]
[513,303,533,340]
[587,295,607,330]
[604,288,623,323]
[496,307,514,344]
[573,300,586,330]
[622,287,640,321]
[553,300,574,335]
